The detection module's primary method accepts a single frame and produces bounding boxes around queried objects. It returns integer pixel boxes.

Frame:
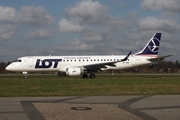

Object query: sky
[0,0,180,62]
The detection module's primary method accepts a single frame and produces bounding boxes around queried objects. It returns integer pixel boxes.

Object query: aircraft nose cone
[5,65,11,71]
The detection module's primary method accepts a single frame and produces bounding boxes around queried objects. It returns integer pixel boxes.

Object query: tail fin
[134,33,161,57]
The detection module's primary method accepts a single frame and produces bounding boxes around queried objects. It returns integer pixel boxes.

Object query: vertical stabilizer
[134,33,161,57]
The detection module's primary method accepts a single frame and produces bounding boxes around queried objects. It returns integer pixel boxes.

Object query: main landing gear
[82,73,96,78]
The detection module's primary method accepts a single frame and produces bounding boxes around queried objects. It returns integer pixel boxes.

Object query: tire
[82,74,88,78]
[89,73,96,78]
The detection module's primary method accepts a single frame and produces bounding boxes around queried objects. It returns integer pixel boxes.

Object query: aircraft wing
[82,51,132,72]
[148,55,173,61]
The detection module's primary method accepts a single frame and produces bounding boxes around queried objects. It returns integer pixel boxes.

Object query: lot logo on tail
[148,38,160,53]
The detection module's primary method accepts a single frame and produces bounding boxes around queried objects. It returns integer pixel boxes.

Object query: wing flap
[83,61,116,69]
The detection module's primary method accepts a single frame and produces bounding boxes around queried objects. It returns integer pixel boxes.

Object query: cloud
[0,5,55,41]
[64,0,109,25]
[58,18,84,32]
[58,0,111,50]
[139,17,179,32]
[58,0,110,33]
[141,0,180,13]
[81,29,103,42]
[0,24,17,40]
[1,0,178,62]
[0,6,17,23]
[19,6,54,26]
[26,29,53,39]
[56,0,140,55]
[109,12,137,32]
[0,5,54,26]
[55,39,93,52]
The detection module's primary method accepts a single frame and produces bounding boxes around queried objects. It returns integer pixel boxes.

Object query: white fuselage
[6,55,152,72]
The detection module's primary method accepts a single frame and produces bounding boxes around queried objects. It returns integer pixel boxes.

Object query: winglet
[121,51,132,61]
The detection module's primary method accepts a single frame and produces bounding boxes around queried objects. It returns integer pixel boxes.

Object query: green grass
[0,74,180,97]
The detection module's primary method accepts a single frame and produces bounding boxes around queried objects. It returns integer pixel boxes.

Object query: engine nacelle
[66,67,82,76]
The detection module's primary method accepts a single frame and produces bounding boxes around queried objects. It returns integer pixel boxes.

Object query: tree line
[1,60,180,74]
[0,62,9,74]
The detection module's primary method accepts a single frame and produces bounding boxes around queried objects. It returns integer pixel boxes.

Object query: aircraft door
[28,57,34,67]
[132,56,136,65]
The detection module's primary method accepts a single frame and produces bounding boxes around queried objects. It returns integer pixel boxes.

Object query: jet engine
[66,67,82,76]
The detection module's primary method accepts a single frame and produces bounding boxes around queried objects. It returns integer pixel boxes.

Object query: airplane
[6,33,172,78]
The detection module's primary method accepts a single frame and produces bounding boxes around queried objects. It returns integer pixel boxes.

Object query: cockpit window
[17,59,22,62]
[12,59,22,63]
[12,60,18,62]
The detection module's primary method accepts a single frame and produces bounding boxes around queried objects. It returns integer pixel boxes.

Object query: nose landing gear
[22,72,28,79]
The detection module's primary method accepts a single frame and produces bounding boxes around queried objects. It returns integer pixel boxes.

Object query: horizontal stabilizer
[148,55,173,61]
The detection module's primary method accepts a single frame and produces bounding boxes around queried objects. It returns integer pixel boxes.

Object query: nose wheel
[22,72,28,79]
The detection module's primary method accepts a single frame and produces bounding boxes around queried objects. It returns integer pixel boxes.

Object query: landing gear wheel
[22,72,28,79]
[82,74,88,78]
[89,73,96,78]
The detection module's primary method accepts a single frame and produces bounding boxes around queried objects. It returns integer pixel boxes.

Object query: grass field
[0,74,180,97]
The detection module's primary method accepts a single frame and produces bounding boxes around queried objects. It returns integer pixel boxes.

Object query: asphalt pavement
[0,95,180,120]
